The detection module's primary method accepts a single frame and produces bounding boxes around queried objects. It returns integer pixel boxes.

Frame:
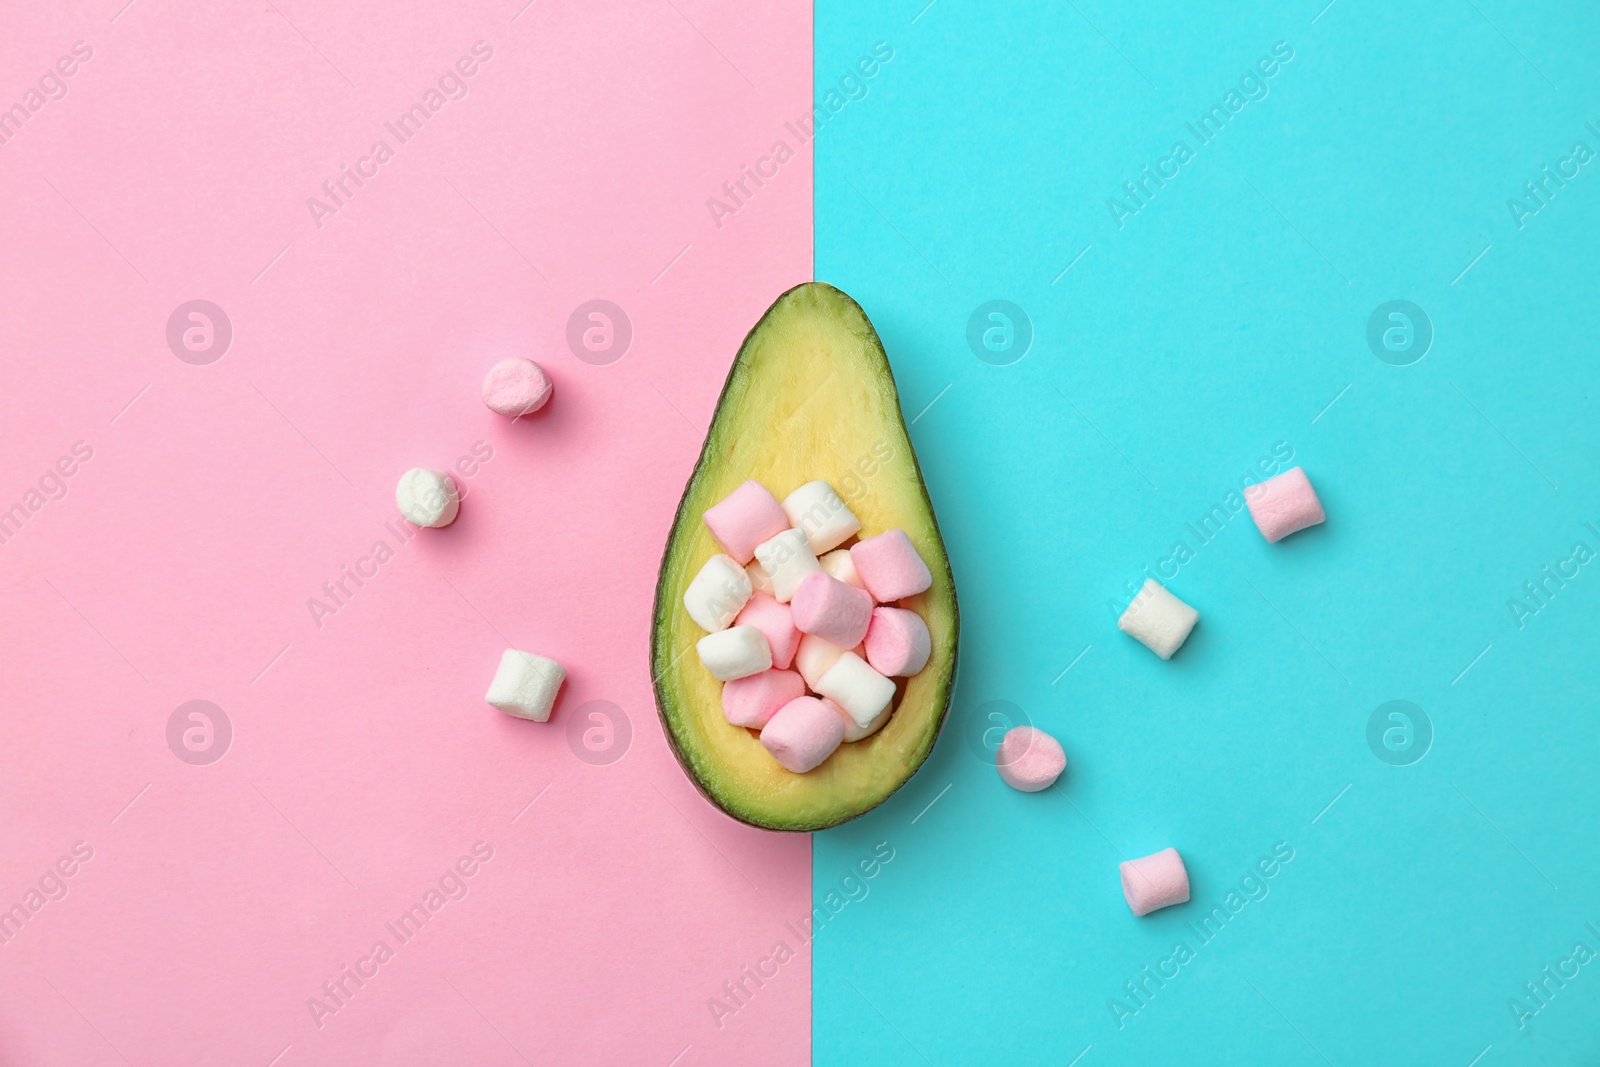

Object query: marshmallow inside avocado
[651,282,959,831]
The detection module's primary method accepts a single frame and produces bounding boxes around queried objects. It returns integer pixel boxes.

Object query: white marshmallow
[794,633,848,689]
[819,549,866,590]
[782,481,862,553]
[396,468,460,528]
[484,648,566,722]
[815,652,896,732]
[696,625,773,681]
[839,702,891,742]
[1118,580,1199,660]
[754,528,823,603]
[684,554,753,632]
[746,560,775,597]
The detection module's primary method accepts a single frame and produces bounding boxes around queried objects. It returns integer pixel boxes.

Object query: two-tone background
[3,0,1597,1063]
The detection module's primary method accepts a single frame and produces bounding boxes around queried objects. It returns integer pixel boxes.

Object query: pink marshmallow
[995,726,1066,792]
[481,357,554,417]
[1245,467,1325,543]
[721,669,805,729]
[790,572,874,649]
[850,529,932,602]
[734,593,800,670]
[703,481,790,565]
[864,607,931,677]
[1120,848,1190,917]
[760,696,846,773]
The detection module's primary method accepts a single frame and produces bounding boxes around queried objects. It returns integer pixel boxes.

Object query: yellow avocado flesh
[651,282,959,831]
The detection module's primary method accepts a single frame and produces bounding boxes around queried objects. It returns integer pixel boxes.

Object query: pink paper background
[0,1,812,1063]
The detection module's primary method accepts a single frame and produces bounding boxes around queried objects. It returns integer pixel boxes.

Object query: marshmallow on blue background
[995,726,1066,791]
[1246,466,1325,543]
[1117,580,1198,660]
[1120,847,1190,916]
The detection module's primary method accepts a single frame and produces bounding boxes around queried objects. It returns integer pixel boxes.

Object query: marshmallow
[703,480,791,564]
[1120,848,1190,916]
[820,549,866,590]
[735,594,800,670]
[790,572,874,649]
[851,529,932,602]
[683,554,753,632]
[481,357,553,417]
[1118,580,1198,660]
[484,648,566,722]
[746,560,775,597]
[782,480,861,553]
[396,468,460,528]
[760,696,846,772]
[815,652,896,734]
[995,726,1066,791]
[696,625,772,681]
[722,669,806,729]
[833,699,891,742]
[864,607,931,677]
[794,633,848,689]
[754,528,823,602]
[1246,466,1325,543]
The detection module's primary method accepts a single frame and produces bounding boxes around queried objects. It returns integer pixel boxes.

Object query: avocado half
[651,282,959,831]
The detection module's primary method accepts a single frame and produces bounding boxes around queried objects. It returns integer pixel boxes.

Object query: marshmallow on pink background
[703,480,791,564]
[1120,848,1191,916]
[761,696,847,772]
[481,357,553,417]
[722,669,806,729]
[735,594,801,670]
[851,529,932,602]
[995,726,1066,791]
[864,607,931,677]
[790,572,874,649]
[1246,466,1326,542]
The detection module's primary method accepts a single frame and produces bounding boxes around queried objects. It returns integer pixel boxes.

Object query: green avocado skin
[650,281,959,832]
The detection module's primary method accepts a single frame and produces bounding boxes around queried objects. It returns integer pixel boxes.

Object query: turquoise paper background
[815,1,1600,1062]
